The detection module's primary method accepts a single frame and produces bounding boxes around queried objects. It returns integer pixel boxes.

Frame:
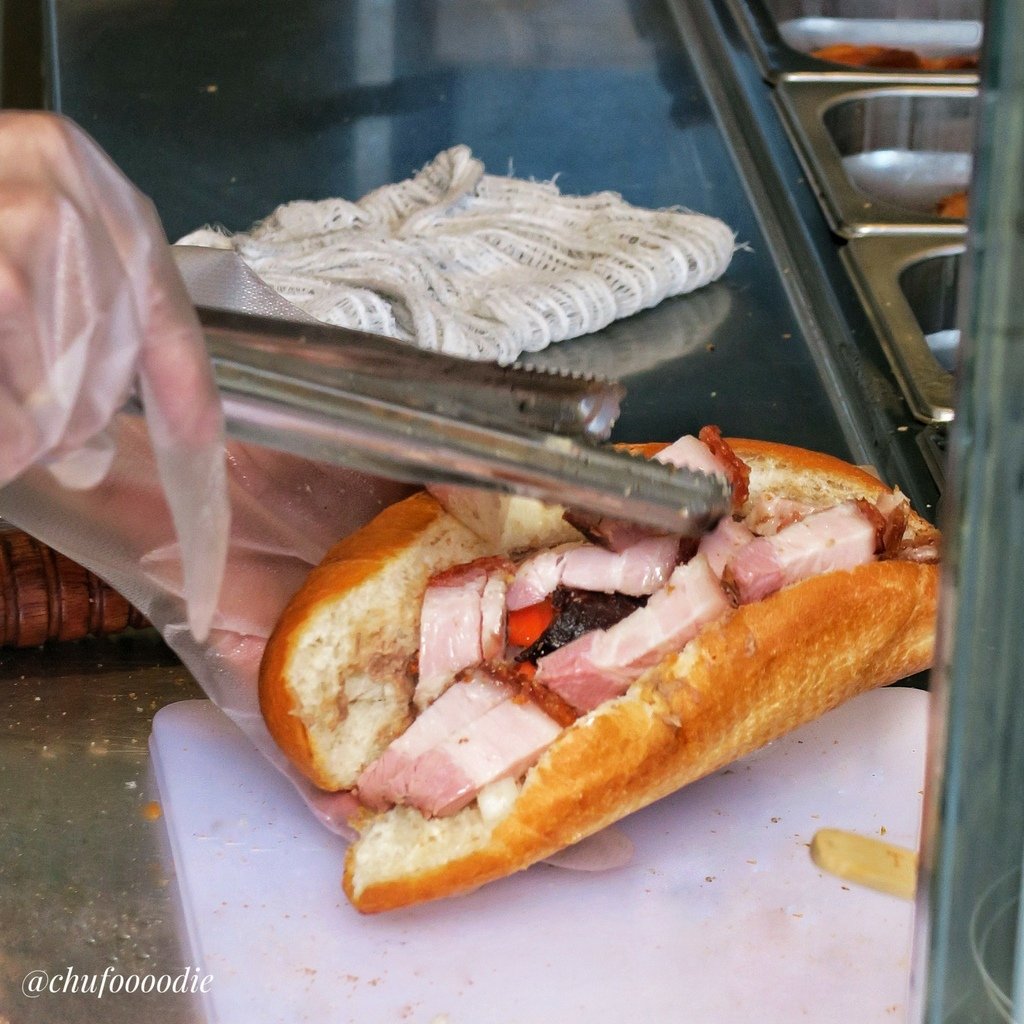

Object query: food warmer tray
[841,232,963,425]
[675,0,970,435]
[773,78,975,238]
[724,0,982,83]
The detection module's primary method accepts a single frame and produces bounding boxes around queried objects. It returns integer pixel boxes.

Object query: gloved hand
[0,112,414,835]
[0,111,228,640]
[0,413,414,833]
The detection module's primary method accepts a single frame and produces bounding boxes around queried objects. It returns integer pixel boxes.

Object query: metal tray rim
[773,78,976,238]
[841,233,964,424]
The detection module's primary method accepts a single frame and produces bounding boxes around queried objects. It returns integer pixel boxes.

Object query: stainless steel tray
[726,0,982,83]
[841,232,963,423]
[774,79,975,236]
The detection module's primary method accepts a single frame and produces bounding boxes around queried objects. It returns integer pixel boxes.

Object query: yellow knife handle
[810,828,919,901]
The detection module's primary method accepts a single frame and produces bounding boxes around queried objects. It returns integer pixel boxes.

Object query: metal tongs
[171,245,730,536]
[201,306,731,537]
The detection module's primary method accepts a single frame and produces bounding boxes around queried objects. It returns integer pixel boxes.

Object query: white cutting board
[149,687,928,1024]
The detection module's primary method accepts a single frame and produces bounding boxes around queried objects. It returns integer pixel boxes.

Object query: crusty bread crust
[259,439,939,913]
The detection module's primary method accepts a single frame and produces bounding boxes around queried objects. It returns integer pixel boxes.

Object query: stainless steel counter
[0,634,205,1023]
[3,1,942,1020]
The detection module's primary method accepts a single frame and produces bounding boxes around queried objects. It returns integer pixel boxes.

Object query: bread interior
[290,513,492,789]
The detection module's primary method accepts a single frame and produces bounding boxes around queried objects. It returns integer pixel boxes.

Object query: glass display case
[912,1,1024,1020]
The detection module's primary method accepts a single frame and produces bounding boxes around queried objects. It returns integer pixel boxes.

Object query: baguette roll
[259,436,939,913]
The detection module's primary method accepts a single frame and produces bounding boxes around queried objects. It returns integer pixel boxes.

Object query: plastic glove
[0,414,414,833]
[0,111,228,640]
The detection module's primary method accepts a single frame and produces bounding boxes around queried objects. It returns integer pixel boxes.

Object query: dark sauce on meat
[516,587,646,662]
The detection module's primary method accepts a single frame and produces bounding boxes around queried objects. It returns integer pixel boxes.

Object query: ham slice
[356,673,513,810]
[506,535,680,611]
[416,557,511,708]
[402,699,562,817]
[724,500,878,605]
[536,554,732,712]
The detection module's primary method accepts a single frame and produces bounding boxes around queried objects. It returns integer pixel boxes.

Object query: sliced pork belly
[416,556,512,708]
[697,516,755,578]
[402,699,562,817]
[559,428,747,552]
[724,500,879,605]
[560,535,681,595]
[535,554,732,712]
[656,428,750,511]
[506,544,578,611]
[506,535,680,611]
[654,433,728,478]
[873,489,912,558]
[562,508,659,553]
[697,425,751,508]
[356,673,512,810]
[741,495,817,536]
[480,572,508,661]
[534,631,632,713]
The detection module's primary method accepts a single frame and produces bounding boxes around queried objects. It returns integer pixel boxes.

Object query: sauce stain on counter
[141,800,163,821]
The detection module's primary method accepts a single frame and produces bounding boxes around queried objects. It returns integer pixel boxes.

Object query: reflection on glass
[912,1,1024,1021]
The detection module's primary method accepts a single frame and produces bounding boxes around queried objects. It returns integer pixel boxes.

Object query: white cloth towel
[178,145,736,364]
